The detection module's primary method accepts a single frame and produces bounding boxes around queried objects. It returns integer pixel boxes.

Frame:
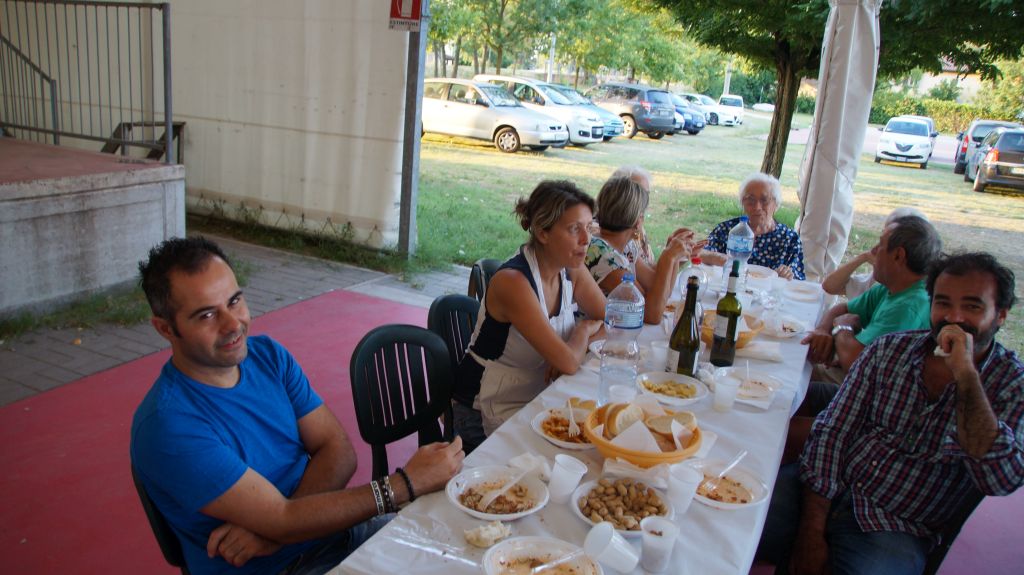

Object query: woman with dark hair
[454,180,606,450]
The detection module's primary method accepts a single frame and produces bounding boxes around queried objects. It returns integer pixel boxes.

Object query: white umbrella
[795,0,883,281]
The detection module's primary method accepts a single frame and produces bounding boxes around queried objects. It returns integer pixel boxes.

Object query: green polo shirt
[847,280,930,346]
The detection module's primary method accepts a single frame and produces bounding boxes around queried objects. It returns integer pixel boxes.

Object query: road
[745,110,957,165]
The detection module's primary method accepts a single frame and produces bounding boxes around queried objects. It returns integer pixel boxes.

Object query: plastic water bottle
[722,216,755,287]
[675,257,707,327]
[599,273,644,405]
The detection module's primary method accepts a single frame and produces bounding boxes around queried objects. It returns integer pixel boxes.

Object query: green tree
[652,0,1024,177]
[975,57,1024,119]
[467,0,561,76]
[927,78,961,101]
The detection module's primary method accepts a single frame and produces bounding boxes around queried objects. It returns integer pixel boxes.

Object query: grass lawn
[417,112,1024,353]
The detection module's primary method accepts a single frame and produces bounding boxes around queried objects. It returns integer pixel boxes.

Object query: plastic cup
[584,522,640,573]
[608,384,637,404]
[548,454,588,504]
[667,463,703,514]
[639,516,680,573]
[649,340,670,372]
[713,375,741,412]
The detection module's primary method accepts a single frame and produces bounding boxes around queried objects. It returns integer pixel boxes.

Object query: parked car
[421,78,568,153]
[584,82,675,139]
[970,128,1024,193]
[874,116,934,168]
[474,74,604,146]
[752,102,775,112]
[669,94,705,135]
[954,119,1022,174]
[718,94,745,125]
[680,92,737,126]
[545,83,625,141]
[899,114,938,148]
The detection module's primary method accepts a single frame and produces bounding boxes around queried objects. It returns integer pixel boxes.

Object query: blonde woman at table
[585,176,700,324]
[455,181,606,446]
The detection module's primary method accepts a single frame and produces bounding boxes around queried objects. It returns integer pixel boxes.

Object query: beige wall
[173,0,411,248]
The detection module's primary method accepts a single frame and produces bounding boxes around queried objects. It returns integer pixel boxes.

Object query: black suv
[584,82,675,139]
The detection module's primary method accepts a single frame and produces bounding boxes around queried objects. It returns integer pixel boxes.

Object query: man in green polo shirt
[804,215,942,374]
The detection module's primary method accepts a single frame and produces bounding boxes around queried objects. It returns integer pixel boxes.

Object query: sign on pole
[390,0,421,31]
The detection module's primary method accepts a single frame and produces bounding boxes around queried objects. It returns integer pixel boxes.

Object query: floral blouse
[585,237,640,292]
[706,216,805,280]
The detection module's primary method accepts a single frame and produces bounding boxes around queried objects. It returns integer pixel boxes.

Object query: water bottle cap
[622,273,635,282]
[739,215,749,222]
[691,256,702,265]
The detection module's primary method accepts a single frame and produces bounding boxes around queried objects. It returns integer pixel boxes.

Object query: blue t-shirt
[131,335,324,575]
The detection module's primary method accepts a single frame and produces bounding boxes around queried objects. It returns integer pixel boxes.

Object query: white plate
[483,536,603,575]
[446,466,549,521]
[746,264,778,280]
[569,479,674,537]
[784,280,821,302]
[711,367,783,400]
[531,408,595,450]
[636,371,709,406]
[762,314,806,339]
[687,459,769,510]
[588,339,604,356]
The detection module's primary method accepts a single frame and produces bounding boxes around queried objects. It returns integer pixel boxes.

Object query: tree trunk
[433,43,440,76]
[452,37,462,78]
[482,46,490,74]
[495,45,504,75]
[473,48,480,74]
[440,42,448,78]
[761,55,800,178]
[627,66,635,83]
[574,63,581,89]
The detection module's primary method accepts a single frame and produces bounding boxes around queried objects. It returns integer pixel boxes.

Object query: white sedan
[422,79,569,153]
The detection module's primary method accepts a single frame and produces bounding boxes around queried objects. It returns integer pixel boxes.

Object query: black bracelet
[395,467,416,502]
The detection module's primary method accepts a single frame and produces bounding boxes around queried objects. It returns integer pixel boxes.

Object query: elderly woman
[585,176,698,324]
[455,180,605,451]
[701,173,805,280]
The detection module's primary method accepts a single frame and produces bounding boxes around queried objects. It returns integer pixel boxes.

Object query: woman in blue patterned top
[701,173,805,280]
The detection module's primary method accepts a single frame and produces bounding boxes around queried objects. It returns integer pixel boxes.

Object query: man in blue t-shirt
[130,237,464,575]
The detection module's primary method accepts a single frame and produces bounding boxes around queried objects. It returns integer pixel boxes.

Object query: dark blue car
[670,94,705,135]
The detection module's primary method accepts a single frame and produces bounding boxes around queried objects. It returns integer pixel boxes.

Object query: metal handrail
[0,0,174,163]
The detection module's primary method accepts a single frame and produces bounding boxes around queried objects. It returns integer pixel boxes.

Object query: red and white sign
[389,0,422,31]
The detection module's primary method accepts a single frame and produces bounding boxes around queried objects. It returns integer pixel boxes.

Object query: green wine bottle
[670,276,701,376]
[710,259,743,367]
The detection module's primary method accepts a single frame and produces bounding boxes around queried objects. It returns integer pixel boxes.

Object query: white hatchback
[474,74,605,146]
[874,117,934,168]
[422,79,569,153]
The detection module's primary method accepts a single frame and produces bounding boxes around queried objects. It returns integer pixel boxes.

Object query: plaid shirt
[801,330,1024,539]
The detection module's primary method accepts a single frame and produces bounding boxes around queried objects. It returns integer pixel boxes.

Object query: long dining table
[333,277,824,575]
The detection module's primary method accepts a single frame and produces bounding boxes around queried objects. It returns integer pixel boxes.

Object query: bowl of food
[745,265,778,280]
[635,372,708,406]
[700,311,764,349]
[571,477,673,536]
[446,466,549,521]
[583,404,702,468]
[688,459,769,510]
[531,407,594,450]
[483,536,602,575]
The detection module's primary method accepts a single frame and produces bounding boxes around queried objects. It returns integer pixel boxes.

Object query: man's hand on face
[935,323,977,380]
[403,436,465,496]
[207,522,282,567]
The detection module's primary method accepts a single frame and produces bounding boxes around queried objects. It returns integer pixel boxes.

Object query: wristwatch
[832,325,855,337]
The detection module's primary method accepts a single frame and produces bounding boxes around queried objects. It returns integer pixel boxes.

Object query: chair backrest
[427,294,480,370]
[131,466,190,575]
[349,324,454,479]
[922,487,986,575]
[468,258,502,303]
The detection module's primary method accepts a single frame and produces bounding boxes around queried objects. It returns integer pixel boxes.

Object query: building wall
[173,0,411,248]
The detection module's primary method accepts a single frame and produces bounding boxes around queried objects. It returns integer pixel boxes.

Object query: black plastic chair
[922,487,986,575]
[131,466,190,575]
[427,294,480,370]
[468,258,502,303]
[349,324,454,480]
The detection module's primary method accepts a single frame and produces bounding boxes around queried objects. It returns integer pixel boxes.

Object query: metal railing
[0,0,174,163]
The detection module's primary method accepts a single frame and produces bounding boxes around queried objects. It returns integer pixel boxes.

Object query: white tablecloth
[333,284,823,575]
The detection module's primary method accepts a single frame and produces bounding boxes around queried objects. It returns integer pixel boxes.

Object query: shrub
[795,95,815,114]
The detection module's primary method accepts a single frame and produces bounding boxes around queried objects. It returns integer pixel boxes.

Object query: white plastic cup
[584,522,640,573]
[667,463,703,514]
[548,454,588,504]
[608,384,637,404]
[639,516,680,573]
[649,340,670,372]
[713,376,741,412]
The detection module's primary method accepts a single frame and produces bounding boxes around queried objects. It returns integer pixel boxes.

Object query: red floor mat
[0,290,425,574]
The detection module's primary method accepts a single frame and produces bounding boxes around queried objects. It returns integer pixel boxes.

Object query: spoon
[530,549,584,575]
[704,449,748,496]
[477,468,530,512]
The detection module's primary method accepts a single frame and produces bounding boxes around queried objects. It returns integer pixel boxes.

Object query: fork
[477,467,530,512]
[565,399,581,438]
[704,449,748,496]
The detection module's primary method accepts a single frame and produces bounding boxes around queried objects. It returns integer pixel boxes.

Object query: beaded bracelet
[381,475,398,513]
[369,479,386,516]
[396,467,416,502]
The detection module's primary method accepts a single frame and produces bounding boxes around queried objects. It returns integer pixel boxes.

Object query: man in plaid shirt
[758,253,1024,575]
